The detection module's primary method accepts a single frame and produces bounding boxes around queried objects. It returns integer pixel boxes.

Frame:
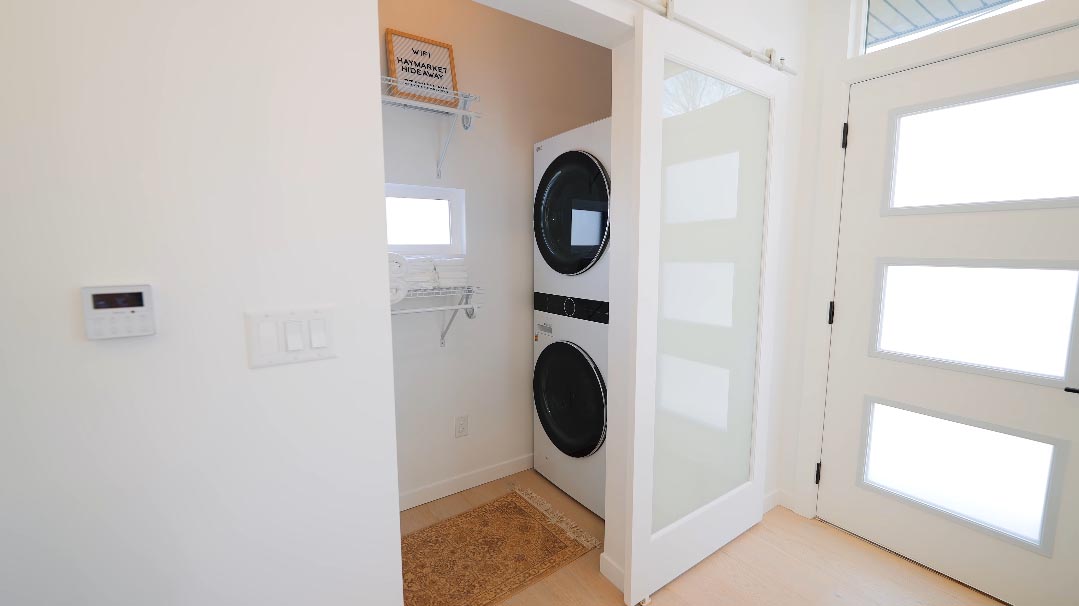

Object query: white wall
[379,0,612,509]
[473,0,636,48]
[0,2,404,605]
[673,0,806,67]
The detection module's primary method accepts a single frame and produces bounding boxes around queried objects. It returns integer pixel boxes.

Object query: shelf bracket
[439,292,475,347]
[436,97,475,179]
[436,117,457,180]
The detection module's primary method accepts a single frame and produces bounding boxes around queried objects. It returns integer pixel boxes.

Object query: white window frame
[384,183,466,255]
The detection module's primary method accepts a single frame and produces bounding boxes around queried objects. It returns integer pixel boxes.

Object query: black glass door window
[533,341,607,458]
[534,151,610,275]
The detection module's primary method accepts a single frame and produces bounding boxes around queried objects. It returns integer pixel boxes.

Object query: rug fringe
[512,485,602,550]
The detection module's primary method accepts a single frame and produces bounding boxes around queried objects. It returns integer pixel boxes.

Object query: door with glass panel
[622,11,792,605]
[818,27,1079,606]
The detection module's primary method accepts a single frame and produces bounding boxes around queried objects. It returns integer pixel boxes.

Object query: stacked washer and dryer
[532,119,611,518]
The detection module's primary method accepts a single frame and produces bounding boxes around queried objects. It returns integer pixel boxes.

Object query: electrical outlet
[454,415,469,438]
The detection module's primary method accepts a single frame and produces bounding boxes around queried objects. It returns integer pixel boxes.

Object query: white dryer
[533,118,611,302]
[533,294,608,518]
[532,118,611,519]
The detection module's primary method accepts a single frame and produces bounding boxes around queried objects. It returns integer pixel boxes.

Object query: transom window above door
[864,0,1046,53]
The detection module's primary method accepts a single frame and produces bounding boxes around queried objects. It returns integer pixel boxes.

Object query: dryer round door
[534,150,610,275]
[533,340,607,458]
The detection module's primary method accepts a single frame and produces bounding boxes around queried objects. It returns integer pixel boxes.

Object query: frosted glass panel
[892,81,1079,209]
[877,265,1079,379]
[660,262,734,327]
[658,354,730,430]
[866,402,1055,544]
[653,62,770,532]
[664,152,740,223]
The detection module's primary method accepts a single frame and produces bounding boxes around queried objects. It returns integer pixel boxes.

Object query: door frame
[789,0,1079,519]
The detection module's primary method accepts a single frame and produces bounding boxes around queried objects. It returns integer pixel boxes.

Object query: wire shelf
[403,286,481,299]
[380,76,480,119]
[380,76,479,178]
[390,285,482,347]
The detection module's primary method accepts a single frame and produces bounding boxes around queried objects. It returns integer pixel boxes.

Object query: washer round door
[533,340,607,458]
[534,150,611,275]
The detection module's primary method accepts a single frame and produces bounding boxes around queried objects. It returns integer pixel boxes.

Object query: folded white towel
[406,281,438,291]
[403,271,438,282]
[405,256,436,271]
[434,256,466,267]
[438,278,469,288]
[437,272,469,281]
[388,253,408,277]
[389,278,408,304]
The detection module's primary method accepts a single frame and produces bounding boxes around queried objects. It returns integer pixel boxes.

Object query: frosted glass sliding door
[652,62,771,532]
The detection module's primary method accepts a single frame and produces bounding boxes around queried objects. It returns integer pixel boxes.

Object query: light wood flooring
[399,469,1005,606]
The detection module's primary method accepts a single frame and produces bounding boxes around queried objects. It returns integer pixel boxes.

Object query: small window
[864,0,1045,54]
[864,400,1058,548]
[384,184,465,255]
[889,81,1079,212]
[874,263,1079,382]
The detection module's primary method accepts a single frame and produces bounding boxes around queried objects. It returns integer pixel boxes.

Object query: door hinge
[841,122,849,149]
[827,301,835,325]
[815,462,822,485]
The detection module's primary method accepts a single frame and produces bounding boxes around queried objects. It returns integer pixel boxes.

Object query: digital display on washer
[534,150,610,275]
[92,292,145,309]
[570,208,603,246]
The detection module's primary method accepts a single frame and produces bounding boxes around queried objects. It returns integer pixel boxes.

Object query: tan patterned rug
[401,487,601,606]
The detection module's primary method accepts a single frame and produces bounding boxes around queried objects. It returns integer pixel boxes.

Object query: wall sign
[385,29,459,107]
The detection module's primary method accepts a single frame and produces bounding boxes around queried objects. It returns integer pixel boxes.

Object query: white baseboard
[599,551,624,592]
[765,488,795,513]
[764,489,780,512]
[399,454,534,511]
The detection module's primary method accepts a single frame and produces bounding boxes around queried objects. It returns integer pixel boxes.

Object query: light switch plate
[245,308,336,368]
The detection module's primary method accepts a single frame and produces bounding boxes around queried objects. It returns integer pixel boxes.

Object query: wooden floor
[400,470,1004,606]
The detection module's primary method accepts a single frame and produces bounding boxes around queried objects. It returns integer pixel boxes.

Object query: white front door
[622,11,793,605]
[819,27,1079,605]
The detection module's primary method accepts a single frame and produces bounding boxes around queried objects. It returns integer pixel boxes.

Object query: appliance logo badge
[537,322,553,336]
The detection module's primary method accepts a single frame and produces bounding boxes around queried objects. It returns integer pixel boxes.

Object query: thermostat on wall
[82,285,156,340]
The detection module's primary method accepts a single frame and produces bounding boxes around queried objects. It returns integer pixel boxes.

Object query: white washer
[533,298,608,518]
[533,118,611,302]
[532,118,611,519]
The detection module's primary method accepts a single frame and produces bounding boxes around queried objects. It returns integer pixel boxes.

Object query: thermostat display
[82,285,155,340]
[92,291,145,310]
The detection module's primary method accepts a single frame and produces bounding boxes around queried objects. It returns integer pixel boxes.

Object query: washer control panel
[81,285,156,340]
